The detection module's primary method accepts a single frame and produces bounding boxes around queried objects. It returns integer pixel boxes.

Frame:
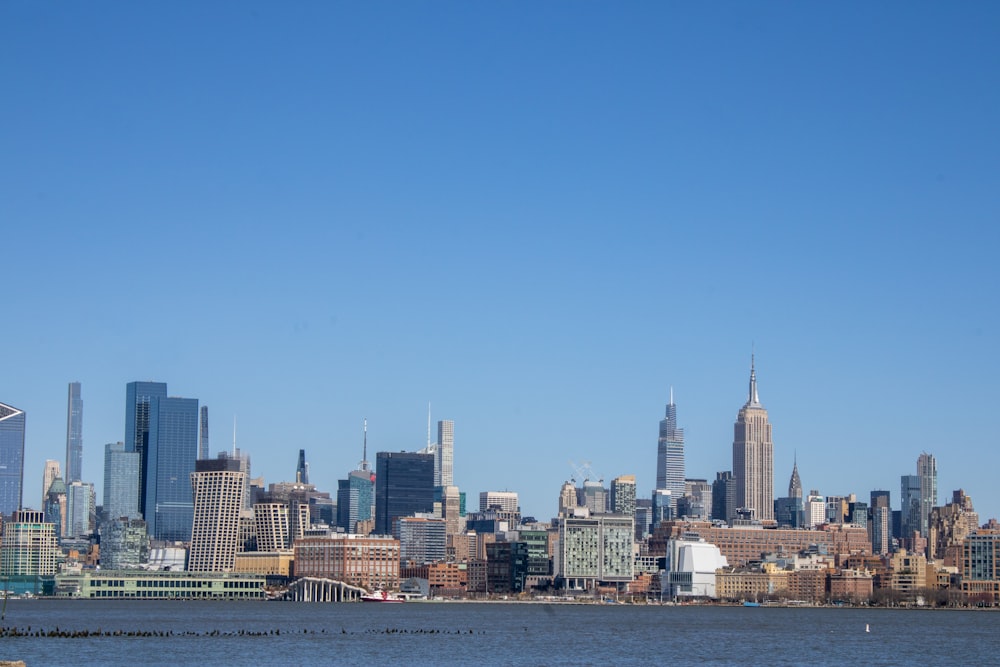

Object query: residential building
[731,357,774,522]
[870,490,891,555]
[43,477,67,538]
[805,491,825,528]
[961,529,1000,605]
[656,389,685,516]
[917,452,937,538]
[188,458,246,572]
[0,402,26,518]
[396,516,447,564]
[577,480,607,515]
[610,475,637,517]
[0,510,59,577]
[65,382,83,483]
[486,540,528,595]
[198,405,209,461]
[101,517,149,569]
[337,470,375,534]
[435,420,454,487]
[555,514,634,590]
[900,474,922,546]
[374,451,435,536]
[66,481,94,538]
[928,489,979,565]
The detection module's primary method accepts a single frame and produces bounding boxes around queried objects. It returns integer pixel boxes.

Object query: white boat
[361,589,405,603]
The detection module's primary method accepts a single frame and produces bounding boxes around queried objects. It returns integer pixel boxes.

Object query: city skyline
[2,4,998,521]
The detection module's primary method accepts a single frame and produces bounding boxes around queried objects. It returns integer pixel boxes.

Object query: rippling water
[0,600,995,666]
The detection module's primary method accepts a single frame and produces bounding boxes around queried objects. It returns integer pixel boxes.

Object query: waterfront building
[100,517,149,569]
[886,548,931,596]
[650,520,871,568]
[396,516,447,564]
[42,459,61,507]
[480,491,519,513]
[961,529,1000,605]
[65,382,83,483]
[374,451,435,536]
[232,550,294,578]
[555,514,634,590]
[188,458,246,572]
[829,569,874,603]
[0,402,26,518]
[435,420,454,487]
[66,481,94,538]
[103,442,140,521]
[294,533,401,591]
[664,537,729,599]
[486,540,528,595]
[610,475,637,517]
[731,358,774,522]
[55,569,266,599]
[656,389,685,517]
[0,510,58,576]
[715,562,789,601]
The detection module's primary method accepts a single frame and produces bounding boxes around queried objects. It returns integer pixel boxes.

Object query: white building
[665,537,729,599]
[806,490,826,528]
[479,490,519,513]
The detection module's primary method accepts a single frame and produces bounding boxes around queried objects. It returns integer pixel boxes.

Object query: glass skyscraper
[374,451,434,536]
[125,381,167,519]
[337,469,375,534]
[656,389,685,515]
[103,441,140,521]
[0,402,26,518]
[65,382,83,483]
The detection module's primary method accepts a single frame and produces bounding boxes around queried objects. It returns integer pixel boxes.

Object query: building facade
[610,475,637,517]
[0,402,26,518]
[731,358,774,522]
[65,382,83,483]
[145,395,199,541]
[435,420,454,488]
[656,389,685,515]
[103,442,140,521]
[294,534,401,591]
[188,458,246,572]
[0,510,59,576]
[374,451,435,536]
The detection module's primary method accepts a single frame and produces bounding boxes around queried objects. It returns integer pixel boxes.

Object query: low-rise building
[55,569,266,599]
[294,533,400,591]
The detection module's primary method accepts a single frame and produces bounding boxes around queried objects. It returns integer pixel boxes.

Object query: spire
[789,452,802,499]
[748,351,761,406]
[669,386,674,406]
[359,418,370,472]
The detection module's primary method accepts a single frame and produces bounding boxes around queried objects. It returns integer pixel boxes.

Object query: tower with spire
[731,354,774,522]
[656,387,685,517]
[788,454,802,499]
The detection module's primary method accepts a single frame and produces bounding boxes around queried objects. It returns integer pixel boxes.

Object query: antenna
[360,417,370,472]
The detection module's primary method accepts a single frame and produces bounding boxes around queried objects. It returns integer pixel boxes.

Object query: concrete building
[0,510,59,577]
[66,481,94,538]
[665,537,729,599]
[43,477,67,539]
[294,533,401,592]
[731,358,773,522]
[56,569,265,599]
[486,540,528,595]
[188,458,246,572]
[712,471,734,523]
[805,491,825,528]
[610,475,637,517]
[577,480,608,515]
[917,452,937,538]
[928,489,979,565]
[435,420,454,488]
[961,529,1000,605]
[555,514,634,590]
[480,491,519,513]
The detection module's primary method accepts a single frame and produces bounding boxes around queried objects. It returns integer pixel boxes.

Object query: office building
[480,491,519,513]
[900,474,922,541]
[656,389,685,515]
[43,477,67,538]
[396,516,447,564]
[577,480,608,515]
[961,529,1000,605]
[337,470,375,534]
[435,420,454,487]
[103,442,140,521]
[0,402,26,518]
[64,382,84,483]
[101,517,150,569]
[440,485,463,536]
[610,475,637,517]
[198,406,209,461]
[294,533,401,591]
[296,449,309,484]
[712,471,734,522]
[188,458,246,572]
[217,448,252,511]
[125,381,168,518]
[805,490,825,528]
[374,451,435,536]
[731,358,774,522]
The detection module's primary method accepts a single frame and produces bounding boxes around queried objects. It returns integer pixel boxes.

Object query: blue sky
[2,3,998,521]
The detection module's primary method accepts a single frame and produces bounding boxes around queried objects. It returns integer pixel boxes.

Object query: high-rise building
[610,475,637,517]
[65,382,83,483]
[900,474,922,541]
[125,381,168,519]
[43,477,67,538]
[917,452,937,537]
[103,442,140,522]
[337,470,376,534]
[126,383,198,542]
[199,405,210,461]
[0,402,26,518]
[296,449,309,484]
[712,471,734,522]
[101,517,150,569]
[188,458,246,572]
[479,491,519,513]
[577,480,608,515]
[0,510,59,578]
[731,358,774,522]
[656,389,685,514]
[374,451,435,536]
[870,490,892,556]
[217,448,252,511]
[42,460,61,508]
[805,490,826,528]
[788,457,802,499]
[435,420,454,487]
[66,481,94,538]
[396,516,447,564]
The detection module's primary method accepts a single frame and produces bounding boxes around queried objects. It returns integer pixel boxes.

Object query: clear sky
[2,3,998,522]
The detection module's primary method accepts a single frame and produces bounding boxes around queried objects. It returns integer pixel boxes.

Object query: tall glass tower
[65,382,83,483]
[374,451,434,536]
[146,396,199,542]
[103,442,140,521]
[656,388,685,516]
[125,381,168,519]
[0,402,26,518]
[917,452,937,537]
[732,356,774,522]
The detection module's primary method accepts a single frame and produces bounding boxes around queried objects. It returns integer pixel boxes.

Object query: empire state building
[732,356,774,522]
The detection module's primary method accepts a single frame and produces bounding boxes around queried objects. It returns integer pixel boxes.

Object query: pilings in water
[282,577,365,602]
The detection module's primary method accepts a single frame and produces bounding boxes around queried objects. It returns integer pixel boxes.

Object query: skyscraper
[0,402,26,518]
[435,420,454,487]
[374,451,434,536]
[610,475,637,517]
[788,457,802,499]
[188,458,245,572]
[296,449,309,484]
[65,382,83,483]
[145,396,199,541]
[42,460,61,508]
[199,405,210,461]
[103,442,140,521]
[125,381,167,519]
[900,474,922,539]
[731,357,774,522]
[870,490,892,555]
[656,389,685,516]
[917,452,937,537]
[66,481,94,538]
